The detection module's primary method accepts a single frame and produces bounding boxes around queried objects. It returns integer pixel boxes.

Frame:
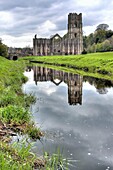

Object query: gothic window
[75,33,77,38]
[74,81,77,86]
[74,22,77,28]
[75,91,77,96]
[54,36,59,40]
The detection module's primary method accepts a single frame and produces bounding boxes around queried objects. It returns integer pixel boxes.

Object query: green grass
[20,52,113,80]
[0,105,30,124]
[0,56,43,139]
[0,141,37,170]
[0,57,37,128]
[44,149,68,170]
[0,56,44,169]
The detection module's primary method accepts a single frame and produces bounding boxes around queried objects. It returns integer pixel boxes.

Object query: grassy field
[21,52,113,80]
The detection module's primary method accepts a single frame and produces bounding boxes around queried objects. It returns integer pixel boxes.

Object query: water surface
[23,66,113,170]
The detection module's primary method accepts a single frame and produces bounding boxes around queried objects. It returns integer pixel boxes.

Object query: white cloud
[83,26,96,36]
[0,0,113,47]
[75,0,101,8]
[0,11,14,28]
[1,34,33,47]
[36,20,57,38]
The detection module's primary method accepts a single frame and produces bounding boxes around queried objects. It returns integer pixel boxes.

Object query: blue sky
[0,0,113,47]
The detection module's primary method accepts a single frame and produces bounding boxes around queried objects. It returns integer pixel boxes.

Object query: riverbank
[21,52,113,80]
[0,56,44,169]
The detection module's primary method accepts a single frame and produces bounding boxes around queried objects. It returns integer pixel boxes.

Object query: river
[23,65,113,170]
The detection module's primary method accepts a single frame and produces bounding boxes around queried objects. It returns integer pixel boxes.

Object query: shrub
[82,49,87,54]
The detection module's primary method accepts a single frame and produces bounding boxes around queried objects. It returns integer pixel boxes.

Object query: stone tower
[68,74,82,105]
[68,13,83,54]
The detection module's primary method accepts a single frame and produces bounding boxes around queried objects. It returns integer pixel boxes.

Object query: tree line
[83,24,113,53]
[0,39,8,58]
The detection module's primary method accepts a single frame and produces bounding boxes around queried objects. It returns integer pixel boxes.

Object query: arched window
[75,33,77,38]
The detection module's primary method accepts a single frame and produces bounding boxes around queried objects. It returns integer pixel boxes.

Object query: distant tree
[82,48,87,54]
[87,43,96,53]
[83,36,87,48]
[83,23,113,53]
[96,43,102,52]
[106,30,113,39]
[103,40,111,51]
[0,40,8,58]
[86,33,94,46]
[109,35,113,45]
[94,29,106,43]
[96,24,109,31]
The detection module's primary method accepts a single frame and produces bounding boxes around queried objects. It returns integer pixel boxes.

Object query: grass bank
[21,52,113,80]
[0,56,43,169]
[0,56,42,139]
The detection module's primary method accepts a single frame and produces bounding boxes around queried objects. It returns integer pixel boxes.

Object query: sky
[0,0,113,48]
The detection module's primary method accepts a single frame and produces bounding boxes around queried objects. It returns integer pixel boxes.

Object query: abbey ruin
[33,13,83,56]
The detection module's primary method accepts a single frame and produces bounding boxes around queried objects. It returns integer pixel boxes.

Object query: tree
[0,41,8,58]
[96,43,103,52]
[83,36,87,48]
[106,30,113,39]
[86,33,95,46]
[103,40,111,51]
[94,29,106,43]
[83,23,113,53]
[96,24,109,31]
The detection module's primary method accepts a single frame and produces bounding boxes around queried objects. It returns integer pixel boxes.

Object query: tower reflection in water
[33,66,83,105]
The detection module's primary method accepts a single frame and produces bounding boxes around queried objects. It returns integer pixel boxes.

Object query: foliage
[87,36,113,53]
[0,56,46,170]
[94,29,106,43]
[0,141,36,170]
[26,123,43,140]
[44,149,68,170]
[83,24,113,53]
[0,105,30,124]
[96,23,109,31]
[0,42,8,58]
[106,30,113,38]
[0,56,42,137]
[82,49,87,54]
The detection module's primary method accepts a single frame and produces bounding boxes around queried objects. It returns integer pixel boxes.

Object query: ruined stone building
[33,13,83,56]
[32,66,83,105]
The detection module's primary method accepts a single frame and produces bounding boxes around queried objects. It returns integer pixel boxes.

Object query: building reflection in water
[33,66,83,105]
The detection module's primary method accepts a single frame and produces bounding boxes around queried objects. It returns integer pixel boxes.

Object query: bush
[82,49,87,54]
[0,43,8,58]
